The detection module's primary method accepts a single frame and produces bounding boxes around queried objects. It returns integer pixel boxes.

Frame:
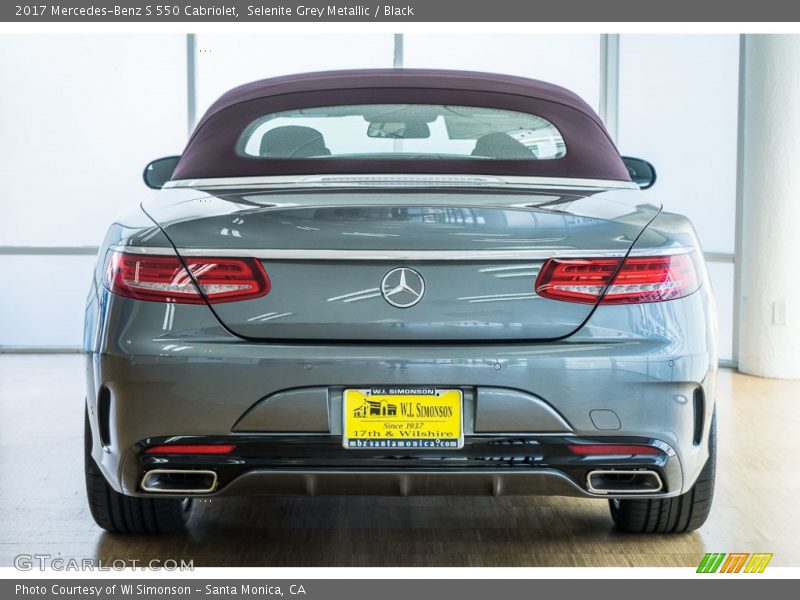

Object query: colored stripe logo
[697,553,773,573]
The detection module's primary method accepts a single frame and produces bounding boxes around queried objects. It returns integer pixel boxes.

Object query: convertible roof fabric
[172,69,630,182]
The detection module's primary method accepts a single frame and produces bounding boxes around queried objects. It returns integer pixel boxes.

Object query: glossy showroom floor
[1,354,799,567]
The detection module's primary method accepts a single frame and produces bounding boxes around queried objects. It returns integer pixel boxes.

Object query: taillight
[535,252,700,305]
[104,251,270,304]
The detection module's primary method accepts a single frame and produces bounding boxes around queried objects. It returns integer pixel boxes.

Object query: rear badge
[380,267,425,308]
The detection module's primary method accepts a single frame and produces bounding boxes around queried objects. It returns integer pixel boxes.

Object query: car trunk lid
[142,188,659,341]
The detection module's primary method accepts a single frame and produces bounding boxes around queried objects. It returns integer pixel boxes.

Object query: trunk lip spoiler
[163,174,640,192]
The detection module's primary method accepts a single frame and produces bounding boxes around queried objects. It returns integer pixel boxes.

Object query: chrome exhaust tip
[140,469,218,494]
[586,469,663,494]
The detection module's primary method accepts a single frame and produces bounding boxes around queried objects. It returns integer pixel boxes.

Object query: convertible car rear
[84,69,717,534]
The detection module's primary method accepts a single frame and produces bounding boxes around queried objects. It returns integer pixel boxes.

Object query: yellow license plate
[343,387,463,449]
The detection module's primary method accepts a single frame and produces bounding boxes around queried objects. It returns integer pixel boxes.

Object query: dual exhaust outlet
[141,469,218,494]
[586,469,663,494]
[139,468,664,496]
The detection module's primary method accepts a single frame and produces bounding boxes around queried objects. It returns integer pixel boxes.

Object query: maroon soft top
[172,69,630,182]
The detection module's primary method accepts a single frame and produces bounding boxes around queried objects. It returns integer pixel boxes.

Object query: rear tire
[609,414,716,533]
[84,408,192,533]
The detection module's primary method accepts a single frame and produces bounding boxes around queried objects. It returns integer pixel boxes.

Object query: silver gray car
[84,69,717,534]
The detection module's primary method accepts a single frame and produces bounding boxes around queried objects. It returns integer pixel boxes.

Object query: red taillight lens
[535,258,619,304]
[144,444,237,455]
[105,252,269,304]
[535,253,700,305]
[568,444,662,456]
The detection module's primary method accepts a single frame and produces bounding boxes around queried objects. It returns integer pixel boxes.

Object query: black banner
[3,0,800,22]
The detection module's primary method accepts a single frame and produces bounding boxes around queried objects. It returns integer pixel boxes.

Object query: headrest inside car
[471,132,533,159]
[260,126,331,158]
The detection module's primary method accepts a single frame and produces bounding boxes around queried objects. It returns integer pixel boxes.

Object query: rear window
[236,104,566,161]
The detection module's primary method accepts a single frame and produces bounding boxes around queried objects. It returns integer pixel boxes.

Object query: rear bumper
[84,289,717,500]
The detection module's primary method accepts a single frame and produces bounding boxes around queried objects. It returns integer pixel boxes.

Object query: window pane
[0,34,187,247]
[404,34,602,112]
[238,104,566,160]
[618,35,739,254]
[194,34,395,117]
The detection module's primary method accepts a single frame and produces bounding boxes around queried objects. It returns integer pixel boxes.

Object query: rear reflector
[105,251,269,304]
[535,252,700,304]
[144,444,237,455]
[568,444,662,456]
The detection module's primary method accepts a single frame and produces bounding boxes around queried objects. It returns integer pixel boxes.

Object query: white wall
[0,34,740,356]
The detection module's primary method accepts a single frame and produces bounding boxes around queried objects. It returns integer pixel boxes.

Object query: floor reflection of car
[84,69,716,535]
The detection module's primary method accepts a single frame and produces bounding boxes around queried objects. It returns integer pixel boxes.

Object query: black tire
[84,408,192,533]
[609,414,716,534]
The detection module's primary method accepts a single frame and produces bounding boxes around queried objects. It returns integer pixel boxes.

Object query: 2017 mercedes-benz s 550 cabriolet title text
[84,69,717,534]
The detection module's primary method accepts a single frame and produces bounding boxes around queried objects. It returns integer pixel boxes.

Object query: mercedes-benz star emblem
[380,267,425,308]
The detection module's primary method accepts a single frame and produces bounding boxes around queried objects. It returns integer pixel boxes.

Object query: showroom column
[737,34,800,378]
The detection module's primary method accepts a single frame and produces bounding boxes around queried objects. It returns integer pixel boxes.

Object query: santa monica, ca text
[203,584,307,596]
